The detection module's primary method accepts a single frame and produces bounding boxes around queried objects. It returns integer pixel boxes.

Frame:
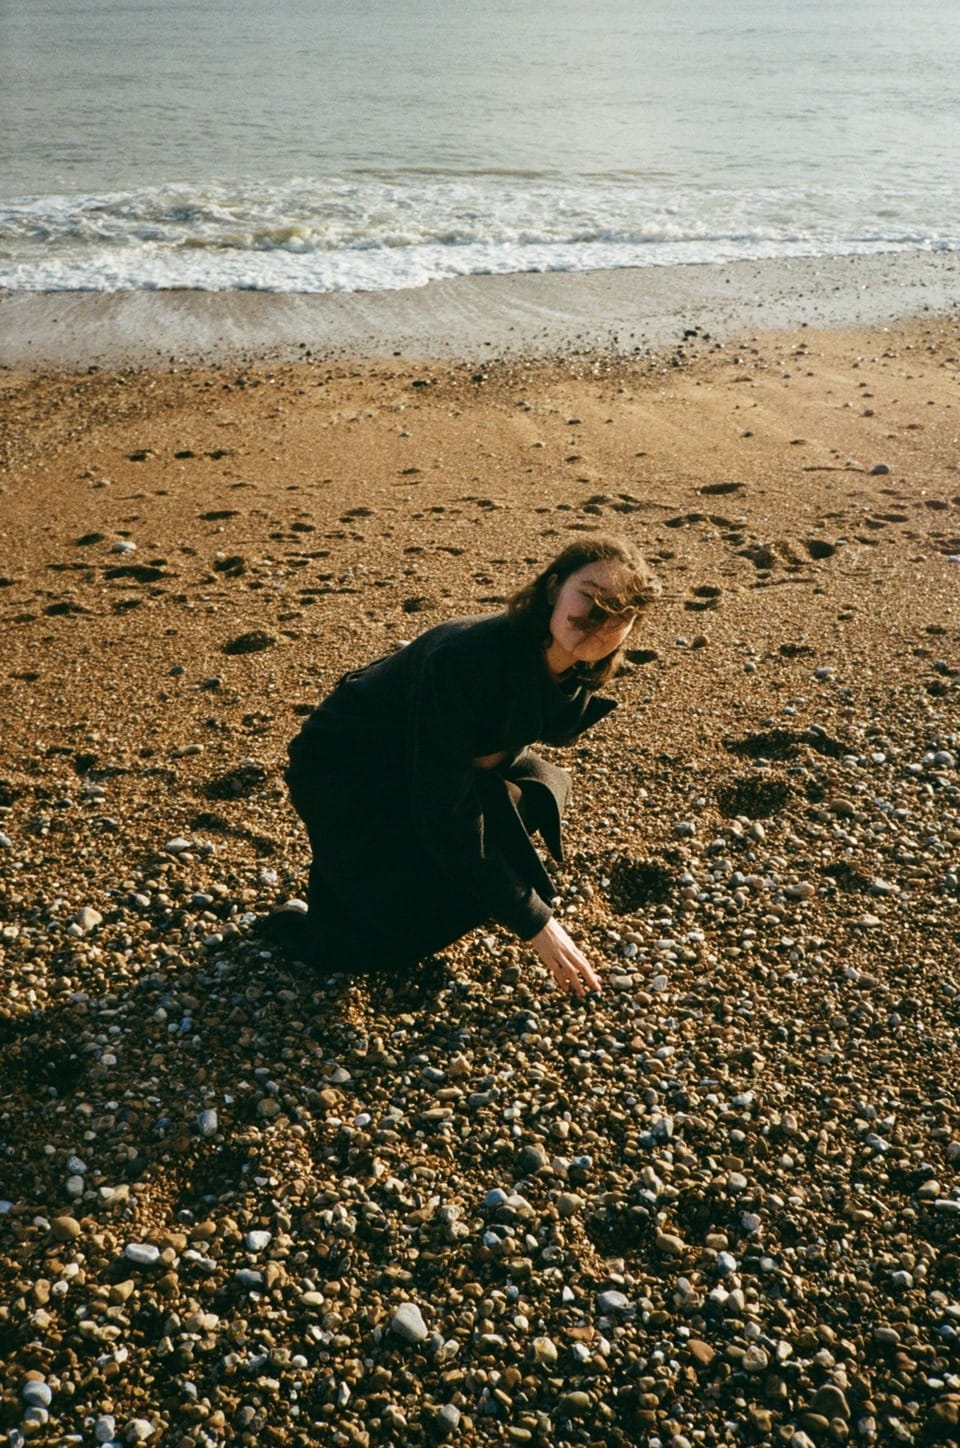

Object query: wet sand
[2,249,960,369]
[1,304,960,1443]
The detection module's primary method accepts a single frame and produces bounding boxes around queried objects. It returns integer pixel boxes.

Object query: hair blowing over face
[507,534,660,685]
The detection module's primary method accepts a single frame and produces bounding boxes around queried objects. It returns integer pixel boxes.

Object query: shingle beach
[1,270,959,1445]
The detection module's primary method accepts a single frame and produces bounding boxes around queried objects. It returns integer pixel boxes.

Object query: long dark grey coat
[285,611,616,970]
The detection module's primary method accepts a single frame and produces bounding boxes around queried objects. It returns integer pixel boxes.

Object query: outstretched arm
[528,916,602,998]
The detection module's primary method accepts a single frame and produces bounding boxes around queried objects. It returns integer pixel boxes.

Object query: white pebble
[390,1302,429,1343]
[22,1381,53,1408]
[124,1243,160,1266]
[245,1230,272,1252]
[124,1420,156,1443]
[437,1403,461,1431]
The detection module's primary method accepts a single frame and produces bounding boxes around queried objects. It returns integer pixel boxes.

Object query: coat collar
[502,619,618,746]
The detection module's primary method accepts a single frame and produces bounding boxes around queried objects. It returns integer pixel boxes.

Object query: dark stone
[222,631,276,656]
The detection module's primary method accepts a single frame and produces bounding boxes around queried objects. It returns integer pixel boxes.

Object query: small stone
[436,1403,461,1434]
[164,837,192,854]
[223,630,276,655]
[655,1229,686,1256]
[597,1289,632,1314]
[688,1339,716,1367]
[51,1216,81,1242]
[743,1345,769,1373]
[124,1421,156,1443]
[22,1381,53,1408]
[197,1108,218,1137]
[95,1415,118,1443]
[558,1392,593,1417]
[518,1144,549,1174]
[245,1230,272,1252]
[235,1268,263,1288]
[75,905,103,931]
[930,1399,960,1431]
[390,1302,429,1344]
[813,1384,851,1420]
[124,1243,160,1266]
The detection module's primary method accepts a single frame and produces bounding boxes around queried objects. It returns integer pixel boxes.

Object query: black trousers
[285,751,570,973]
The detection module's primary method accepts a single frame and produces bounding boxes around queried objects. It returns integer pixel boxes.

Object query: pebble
[436,1403,461,1433]
[197,1107,218,1137]
[597,1289,632,1314]
[22,1381,53,1408]
[124,1421,156,1443]
[124,1243,161,1266]
[743,1345,769,1373]
[74,905,103,931]
[51,1216,81,1242]
[390,1302,429,1343]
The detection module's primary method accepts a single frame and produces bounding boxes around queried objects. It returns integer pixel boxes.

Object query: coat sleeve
[404,643,553,940]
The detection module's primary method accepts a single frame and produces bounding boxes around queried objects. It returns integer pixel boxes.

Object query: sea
[1,0,959,295]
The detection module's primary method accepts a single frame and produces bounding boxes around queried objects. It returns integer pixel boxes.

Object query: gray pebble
[22,1381,53,1408]
[597,1289,631,1314]
[124,1243,160,1266]
[390,1301,429,1343]
[437,1403,461,1433]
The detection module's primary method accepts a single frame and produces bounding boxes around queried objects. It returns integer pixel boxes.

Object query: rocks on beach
[0,323,959,1444]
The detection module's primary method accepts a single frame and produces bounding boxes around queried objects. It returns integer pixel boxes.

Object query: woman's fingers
[531,920,602,997]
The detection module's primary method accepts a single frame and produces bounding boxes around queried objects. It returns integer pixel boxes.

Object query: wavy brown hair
[507,534,660,685]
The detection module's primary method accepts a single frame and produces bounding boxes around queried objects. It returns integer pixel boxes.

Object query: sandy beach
[1,278,960,1444]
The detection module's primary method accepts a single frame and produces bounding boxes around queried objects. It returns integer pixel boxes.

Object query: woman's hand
[529,917,602,998]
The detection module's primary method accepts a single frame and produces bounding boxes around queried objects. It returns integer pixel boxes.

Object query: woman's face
[547,560,638,667]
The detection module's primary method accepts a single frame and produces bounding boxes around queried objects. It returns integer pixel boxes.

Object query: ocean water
[1,0,958,294]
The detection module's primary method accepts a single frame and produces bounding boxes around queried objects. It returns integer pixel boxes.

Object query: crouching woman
[282,534,658,996]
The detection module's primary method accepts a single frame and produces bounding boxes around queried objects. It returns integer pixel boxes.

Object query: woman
[280,535,658,996]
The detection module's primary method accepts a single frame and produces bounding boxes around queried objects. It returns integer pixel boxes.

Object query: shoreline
[2,249,959,371]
